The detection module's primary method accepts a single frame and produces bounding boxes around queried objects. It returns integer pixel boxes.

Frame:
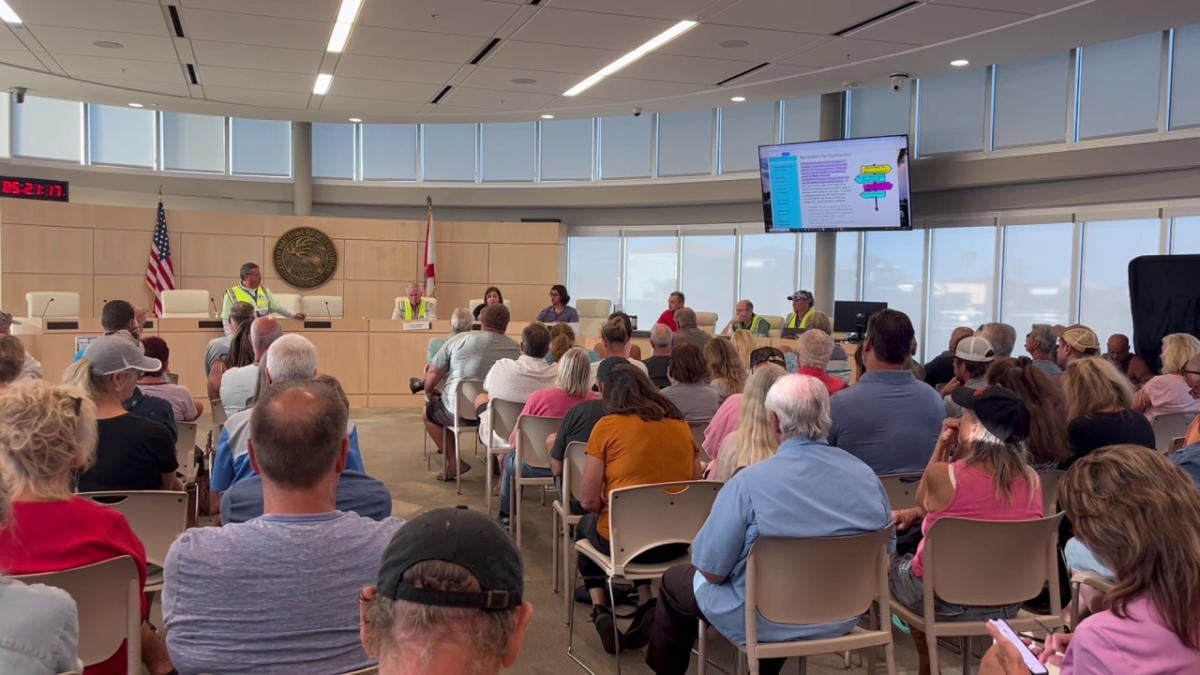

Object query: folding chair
[81,491,188,592]
[698,529,897,675]
[1037,469,1064,516]
[442,379,484,495]
[688,417,712,449]
[512,414,565,548]
[175,421,200,483]
[567,480,722,675]
[878,473,922,510]
[1069,571,1115,629]
[485,398,523,513]
[1152,412,1195,453]
[889,514,1065,675]
[554,441,587,622]
[16,556,142,675]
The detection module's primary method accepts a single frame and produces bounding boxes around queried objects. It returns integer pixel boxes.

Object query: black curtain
[1128,254,1200,373]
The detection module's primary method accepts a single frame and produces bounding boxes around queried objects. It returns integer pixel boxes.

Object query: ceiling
[0,0,1195,123]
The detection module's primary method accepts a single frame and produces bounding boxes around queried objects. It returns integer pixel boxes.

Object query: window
[917,68,987,155]
[993,53,1069,148]
[163,112,225,173]
[567,237,621,305]
[1078,219,1160,341]
[1001,223,1074,329]
[797,231,860,305]
[720,103,774,174]
[849,85,911,139]
[927,224,998,364]
[361,124,417,181]
[481,122,534,182]
[422,124,477,181]
[312,123,355,179]
[863,229,925,334]
[1077,33,1163,140]
[657,109,714,177]
[1171,216,1200,253]
[540,118,592,181]
[1170,24,1200,130]
[87,104,155,168]
[600,115,652,179]
[680,235,736,319]
[623,236,679,325]
[783,96,821,143]
[14,96,82,162]
[739,232,797,318]
[230,118,291,177]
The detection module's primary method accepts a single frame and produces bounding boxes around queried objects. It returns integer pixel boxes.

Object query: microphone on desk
[324,301,332,321]
[39,297,55,321]
[209,296,218,318]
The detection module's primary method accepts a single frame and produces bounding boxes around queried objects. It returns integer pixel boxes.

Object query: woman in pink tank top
[890,386,1042,675]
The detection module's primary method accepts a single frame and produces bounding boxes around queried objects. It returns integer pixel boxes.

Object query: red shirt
[656,310,678,331]
[798,367,847,396]
[0,498,148,675]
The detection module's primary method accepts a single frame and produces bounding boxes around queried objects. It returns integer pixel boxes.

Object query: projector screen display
[759,135,910,233]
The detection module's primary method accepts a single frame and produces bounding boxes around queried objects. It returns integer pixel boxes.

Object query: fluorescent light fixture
[730,96,746,102]
[0,1,22,24]
[563,19,698,97]
[313,73,333,95]
[128,102,144,108]
[326,0,364,53]
[348,117,362,122]
[950,59,969,67]
[540,114,555,119]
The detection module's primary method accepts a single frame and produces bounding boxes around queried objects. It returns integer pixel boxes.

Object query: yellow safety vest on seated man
[734,314,770,337]
[787,308,813,331]
[223,285,282,318]
[394,298,432,321]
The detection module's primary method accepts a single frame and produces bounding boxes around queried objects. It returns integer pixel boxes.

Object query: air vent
[833,1,918,37]
[716,62,770,86]
[469,38,501,65]
[168,5,185,38]
[185,63,199,85]
[529,0,544,5]
[431,85,452,104]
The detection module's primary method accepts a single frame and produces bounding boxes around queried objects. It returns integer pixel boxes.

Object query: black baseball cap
[376,507,523,611]
[749,346,786,369]
[950,386,1031,443]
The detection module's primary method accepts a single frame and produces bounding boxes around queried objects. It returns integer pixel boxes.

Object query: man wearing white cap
[944,335,996,418]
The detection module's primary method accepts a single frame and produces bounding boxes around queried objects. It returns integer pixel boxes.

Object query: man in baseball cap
[945,335,995,417]
[1053,324,1101,368]
[781,290,815,338]
[359,507,533,675]
[949,385,1031,444]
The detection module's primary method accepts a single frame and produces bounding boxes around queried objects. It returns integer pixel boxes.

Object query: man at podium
[221,262,306,320]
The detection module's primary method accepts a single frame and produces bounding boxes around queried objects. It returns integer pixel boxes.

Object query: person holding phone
[979,445,1200,675]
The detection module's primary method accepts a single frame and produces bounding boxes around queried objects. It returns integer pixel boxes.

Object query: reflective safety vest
[787,309,814,330]
[400,299,430,320]
[735,314,768,335]
[228,285,270,315]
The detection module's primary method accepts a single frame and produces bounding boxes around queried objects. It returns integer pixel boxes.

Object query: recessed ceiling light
[512,77,537,85]
[0,0,22,24]
[720,39,749,48]
[326,0,364,53]
[313,73,333,95]
[93,40,124,49]
[128,102,144,108]
[564,19,698,97]
[950,59,969,67]
[730,96,746,102]
[540,114,555,119]
[348,117,362,123]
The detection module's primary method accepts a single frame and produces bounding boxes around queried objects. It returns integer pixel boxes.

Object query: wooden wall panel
[3,274,94,317]
[180,233,266,278]
[432,242,489,284]
[3,224,93,275]
[178,277,236,311]
[343,281,411,320]
[488,243,561,285]
[93,276,155,316]
[343,240,419,281]
[94,229,182,276]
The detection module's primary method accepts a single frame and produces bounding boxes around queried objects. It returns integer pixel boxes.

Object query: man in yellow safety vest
[720,299,770,337]
[781,289,814,339]
[221,262,306,320]
[392,283,436,320]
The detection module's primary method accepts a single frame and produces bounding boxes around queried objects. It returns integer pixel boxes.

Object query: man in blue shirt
[221,470,392,523]
[828,309,944,475]
[644,374,894,675]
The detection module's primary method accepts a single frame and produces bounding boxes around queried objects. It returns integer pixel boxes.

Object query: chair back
[1037,469,1064,515]
[271,293,302,316]
[1152,413,1195,453]
[25,291,80,318]
[576,299,613,318]
[175,421,199,482]
[81,491,188,566]
[686,418,710,449]
[301,295,344,318]
[608,480,721,569]
[517,414,563,470]
[759,315,784,334]
[694,312,718,334]
[924,514,1064,608]
[15,556,141,671]
[453,379,485,423]
[210,398,228,428]
[879,473,922,510]
[490,398,524,441]
[563,441,588,503]
[159,289,210,317]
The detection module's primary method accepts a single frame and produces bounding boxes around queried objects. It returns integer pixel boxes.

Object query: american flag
[146,197,176,317]
[423,197,436,297]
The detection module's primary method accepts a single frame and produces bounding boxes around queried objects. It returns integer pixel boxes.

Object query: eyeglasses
[1183,369,1200,377]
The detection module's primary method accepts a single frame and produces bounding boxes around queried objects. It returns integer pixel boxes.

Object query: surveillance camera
[10,87,26,104]
[889,73,909,93]
[632,107,642,117]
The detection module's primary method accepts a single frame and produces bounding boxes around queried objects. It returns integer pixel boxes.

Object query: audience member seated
[1024,324,1062,377]
[0,336,28,394]
[535,284,579,324]
[64,334,180,493]
[1062,358,1154,466]
[547,322,599,364]
[212,335,366,493]
[1170,437,1200,486]
[672,308,712,352]
[1133,332,1200,419]
[475,322,557,449]
[977,322,1017,358]
[409,307,474,394]
[643,323,673,388]
[655,291,685,332]
[779,289,814,339]
[548,357,622,482]
[588,317,648,387]
[219,316,283,416]
[981,446,1200,675]
[705,338,747,401]
[924,326,974,388]
[165,380,403,674]
[1055,325,1101,368]
[804,311,851,382]
[891,386,1042,675]
[498,347,596,527]
[473,286,505,319]
[608,311,643,360]
[577,365,701,654]
[73,300,148,360]
[0,311,40,381]
[986,357,1070,469]
[943,336,996,417]
[137,336,203,422]
[359,508,533,675]
[829,309,945,475]
[205,300,254,376]
[645,374,893,675]
[662,344,722,421]
[424,304,521,481]
[794,329,846,395]
[0,380,173,675]
[392,282,434,320]
[712,363,786,482]
[1104,332,1153,390]
[730,330,756,370]
[720,299,770,337]
[208,316,253,402]
[703,348,786,475]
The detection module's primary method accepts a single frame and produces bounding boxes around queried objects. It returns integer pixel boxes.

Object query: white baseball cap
[83,333,161,376]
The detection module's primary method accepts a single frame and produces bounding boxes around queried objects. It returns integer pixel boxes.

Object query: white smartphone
[988,618,1050,674]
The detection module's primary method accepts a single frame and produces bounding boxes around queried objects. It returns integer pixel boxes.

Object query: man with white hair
[643,323,673,389]
[410,307,475,394]
[219,316,284,415]
[211,334,367,494]
[645,374,893,675]
[794,329,845,395]
[977,322,1017,358]
[392,282,434,320]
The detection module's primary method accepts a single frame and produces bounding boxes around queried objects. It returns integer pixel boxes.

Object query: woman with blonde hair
[0,380,175,675]
[1062,357,1153,466]
[729,330,756,368]
[1133,332,1200,420]
[705,337,747,401]
[713,363,786,481]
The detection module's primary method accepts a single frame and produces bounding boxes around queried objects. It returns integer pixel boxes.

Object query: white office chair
[694,312,718,334]
[1151,412,1196,453]
[271,293,302,317]
[576,298,613,337]
[80,491,188,592]
[159,290,210,318]
[302,295,344,318]
[25,291,80,319]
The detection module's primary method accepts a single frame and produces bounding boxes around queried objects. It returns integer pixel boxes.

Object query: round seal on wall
[273,227,338,289]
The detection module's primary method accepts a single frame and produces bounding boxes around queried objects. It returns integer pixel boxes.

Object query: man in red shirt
[655,291,685,332]
[794,328,846,396]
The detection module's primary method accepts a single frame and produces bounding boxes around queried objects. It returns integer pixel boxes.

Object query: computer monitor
[833,301,888,342]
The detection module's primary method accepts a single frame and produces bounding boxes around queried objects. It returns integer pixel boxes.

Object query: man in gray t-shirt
[424,304,520,481]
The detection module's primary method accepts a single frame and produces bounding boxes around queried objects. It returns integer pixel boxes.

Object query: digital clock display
[0,176,69,202]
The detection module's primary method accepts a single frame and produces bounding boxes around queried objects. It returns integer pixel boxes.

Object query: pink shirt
[703,393,742,461]
[913,461,1041,578]
[510,388,597,445]
[1063,595,1200,674]
[1139,373,1200,420]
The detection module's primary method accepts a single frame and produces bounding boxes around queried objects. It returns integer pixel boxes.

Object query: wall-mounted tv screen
[759,135,910,233]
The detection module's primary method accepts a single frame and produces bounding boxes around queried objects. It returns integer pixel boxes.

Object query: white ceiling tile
[549,0,722,21]
[850,4,1027,45]
[347,25,490,63]
[203,85,311,109]
[512,8,676,51]
[0,27,29,51]
[329,77,445,103]
[620,52,760,85]
[725,62,813,85]
[584,77,708,100]
[357,0,521,37]
[778,37,920,68]
[178,8,329,49]
[177,0,338,22]
[21,0,170,35]
[23,26,179,61]
[92,79,194,97]
[459,66,579,95]
[56,54,184,83]
[0,49,49,71]
[659,23,826,62]
[443,86,555,110]
[317,97,424,116]
[486,41,620,75]
[709,0,910,35]
[198,66,316,92]
[192,41,323,75]
[931,0,1083,14]
[333,54,461,85]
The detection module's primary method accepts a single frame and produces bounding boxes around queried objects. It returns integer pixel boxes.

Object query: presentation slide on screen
[760,136,910,232]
